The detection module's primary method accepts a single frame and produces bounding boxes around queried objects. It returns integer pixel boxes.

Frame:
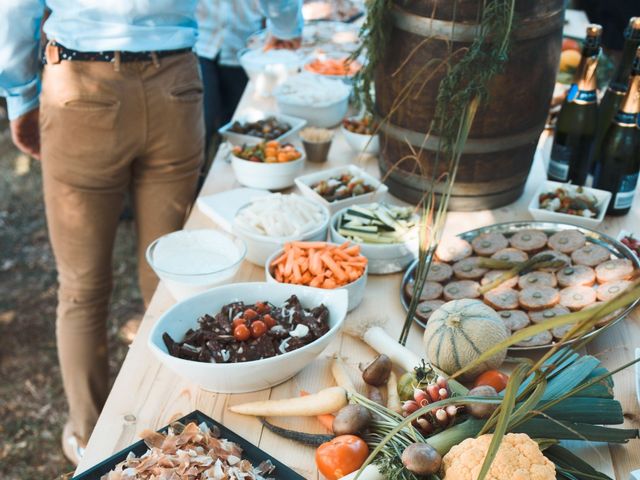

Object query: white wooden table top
[75,83,640,479]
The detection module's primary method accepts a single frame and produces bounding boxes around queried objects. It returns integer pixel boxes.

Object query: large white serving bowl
[148,282,348,393]
[232,197,330,266]
[231,153,305,190]
[329,206,418,274]
[146,229,247,301]
[265,246,367,312]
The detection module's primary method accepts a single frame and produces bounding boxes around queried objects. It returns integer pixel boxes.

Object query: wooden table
[76,83,640,479]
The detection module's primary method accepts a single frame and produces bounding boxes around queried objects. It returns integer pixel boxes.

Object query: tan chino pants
[39,51,204,443]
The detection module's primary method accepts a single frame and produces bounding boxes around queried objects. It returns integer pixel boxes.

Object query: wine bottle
[548,24,602,186]
[591,17,640,172]
[593,47,640,215]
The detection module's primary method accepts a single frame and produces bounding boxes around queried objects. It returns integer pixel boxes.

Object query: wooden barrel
[375,0,564,210]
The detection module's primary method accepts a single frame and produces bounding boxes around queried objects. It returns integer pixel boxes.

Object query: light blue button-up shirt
[0,0,302,120]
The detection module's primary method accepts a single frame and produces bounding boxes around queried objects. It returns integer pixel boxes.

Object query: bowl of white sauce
[146,229,247,300]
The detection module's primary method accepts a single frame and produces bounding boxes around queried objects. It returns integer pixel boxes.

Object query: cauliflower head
[442,433,555,480]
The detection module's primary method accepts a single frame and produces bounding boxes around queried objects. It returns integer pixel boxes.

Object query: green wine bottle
[591,17,640,172]
[593,47,640,215]
[548,24,602,186]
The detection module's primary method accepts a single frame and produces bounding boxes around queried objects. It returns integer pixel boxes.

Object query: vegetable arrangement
[227,278,640,480]
[336,204,418,244]
[269,241,367,288]
[232,141,302,163]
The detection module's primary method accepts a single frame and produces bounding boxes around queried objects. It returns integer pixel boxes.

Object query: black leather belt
[43,42,192,64]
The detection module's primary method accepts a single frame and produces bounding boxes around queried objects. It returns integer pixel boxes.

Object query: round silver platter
[400,221,640,351]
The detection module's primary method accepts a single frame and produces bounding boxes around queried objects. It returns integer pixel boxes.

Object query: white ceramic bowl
[232,197,330,266]
[295,164,389,214]
[231,153,305,190]
[218,109,307,146]
[265,245,367,311]
[341,122,380,155]
[528,180,611,229]
[238,48,304,97]
[329,206,418,274]
[146,230,246,300]
[274,74,351,128]
[148,282,348,393]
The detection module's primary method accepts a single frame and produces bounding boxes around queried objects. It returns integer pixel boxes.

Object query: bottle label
[548,143,571,181]
[614,111,638,127]
[614,173,639,210]
[567,84,597,105]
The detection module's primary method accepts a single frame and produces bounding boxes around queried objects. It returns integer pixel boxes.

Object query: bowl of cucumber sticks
[330,202,419,274]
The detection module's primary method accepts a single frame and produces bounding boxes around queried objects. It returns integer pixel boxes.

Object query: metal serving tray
[71,410,304,479]
[400,221,640,351]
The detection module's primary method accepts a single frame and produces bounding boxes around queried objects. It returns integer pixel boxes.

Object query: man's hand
[10,108,40,160]
[264,36,302,51]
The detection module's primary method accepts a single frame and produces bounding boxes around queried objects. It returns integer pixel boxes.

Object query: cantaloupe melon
[423,299,509,380]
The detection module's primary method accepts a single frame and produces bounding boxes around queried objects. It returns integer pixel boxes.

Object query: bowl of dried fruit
[231,141,305,190]
[148,282,348,393]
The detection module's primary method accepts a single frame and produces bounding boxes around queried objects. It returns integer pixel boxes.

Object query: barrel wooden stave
[375,0,564,210]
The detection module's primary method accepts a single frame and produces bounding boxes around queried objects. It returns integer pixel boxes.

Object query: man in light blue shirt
[0,0,302,466]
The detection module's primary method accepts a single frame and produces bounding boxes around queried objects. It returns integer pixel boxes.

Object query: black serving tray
[72,410,304,479]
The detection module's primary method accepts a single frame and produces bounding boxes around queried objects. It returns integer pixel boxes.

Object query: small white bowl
[340,121,380,155]
[231,153,305,190]
[265,245,367,311]
[295,164,389,214]
[232,197,330,266]
[329,206,418,274]
[218,109,307,146]
[146,230,246,301]
[528,180,611,229]
[148,282,348,393]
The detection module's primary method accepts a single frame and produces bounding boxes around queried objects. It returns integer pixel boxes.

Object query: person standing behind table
[3,0,204,466]
[195,0,303,188]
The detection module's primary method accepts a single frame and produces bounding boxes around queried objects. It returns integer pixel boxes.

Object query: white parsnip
[331,356,357,392]
[362,326,422,373]
[386,371,402,414]
[229,387,348,417]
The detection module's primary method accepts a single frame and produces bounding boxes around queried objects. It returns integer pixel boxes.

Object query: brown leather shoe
[61,421,85,466]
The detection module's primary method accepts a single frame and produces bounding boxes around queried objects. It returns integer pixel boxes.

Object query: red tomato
[262,314,277,328]
[232,316,246,328]
[316,435,369,480]
[244,308,258,321]
[250,320,267,338]
[233,324,251,342]
[474,370,509,393]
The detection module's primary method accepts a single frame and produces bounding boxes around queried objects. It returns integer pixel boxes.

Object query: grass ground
[0,107,144,478]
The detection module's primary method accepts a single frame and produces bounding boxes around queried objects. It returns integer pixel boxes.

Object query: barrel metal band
[391,5,565,42]
[379,121,542,154]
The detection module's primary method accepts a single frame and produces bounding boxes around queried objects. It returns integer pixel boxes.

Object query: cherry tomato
[255,302,270,314]
[251,320,267,338]
[233,324,251,342]
[474,369,509,393]
[562,38,581,52]
[262,314,277,328]
[316,435,369,480]
[244,308,258,321]
[232,316,246,328]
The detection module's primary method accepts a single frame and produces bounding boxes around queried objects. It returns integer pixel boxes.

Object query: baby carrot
[321,254,347,283]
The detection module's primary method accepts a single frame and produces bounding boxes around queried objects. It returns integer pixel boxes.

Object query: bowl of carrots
[231,140,305,190]
[304,56,362,81]
[265,241,368,312]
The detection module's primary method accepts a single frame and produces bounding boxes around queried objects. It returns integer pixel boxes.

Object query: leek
[514,418,639,443]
